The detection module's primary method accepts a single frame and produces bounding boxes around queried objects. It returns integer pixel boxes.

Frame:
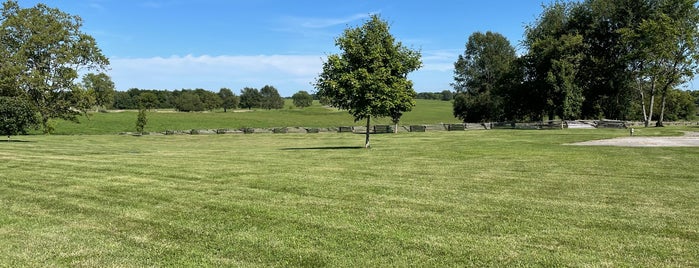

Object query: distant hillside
[47,100,457,135]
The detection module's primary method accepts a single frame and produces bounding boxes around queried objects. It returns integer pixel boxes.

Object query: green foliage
[292,90,313,108]
[172,91,203,112]
[657,89,697,121]
[239,87,262,109]
[138,92,159,110]
[218,88,239,112]
[525,4,585,120]
[453,31,516,122]
[449,0,699,123]
[195,88,222,111]
[135,108,147,134]
[315,14,421,147]
[0,96,38,140]
[0,1,109,133]
[82,73,115,109]
[259,85,284,110]
[416,91,454,101]
[69,85,96,117]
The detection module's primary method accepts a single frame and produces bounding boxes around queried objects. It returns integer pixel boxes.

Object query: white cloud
[106,50,459,95]
[108,54,324,95]
[421,49,459,72]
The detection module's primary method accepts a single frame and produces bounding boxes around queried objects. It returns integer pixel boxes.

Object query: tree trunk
[394,123,398,133]
[645,79,656,128]
[365,116,371,149]
[656,85,669,127]
[638,79,649,124]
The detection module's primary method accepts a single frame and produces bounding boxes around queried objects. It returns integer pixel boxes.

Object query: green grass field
[2,128,698,266]
[46,99,456,135]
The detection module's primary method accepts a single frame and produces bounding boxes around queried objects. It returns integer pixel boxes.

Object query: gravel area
[570,132,699,147]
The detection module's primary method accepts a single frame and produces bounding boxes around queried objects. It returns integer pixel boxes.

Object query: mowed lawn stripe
[1,129,698,266]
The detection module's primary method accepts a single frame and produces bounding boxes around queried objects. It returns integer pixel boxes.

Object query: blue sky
[19,0,561,96]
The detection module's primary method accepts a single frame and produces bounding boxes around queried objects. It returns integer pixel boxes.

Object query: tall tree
[82,73,115,110]
[218,88,239,112]
[615,0,699,126]
[292,90,313,108]
[315,15,421,148]
[524,3,585,120]
[0,1,109,133]
[452,31,516,122]
[239,87,262,109]
[259,85,284,109]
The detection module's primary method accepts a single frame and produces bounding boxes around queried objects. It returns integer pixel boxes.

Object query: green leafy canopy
[315,14,422,122]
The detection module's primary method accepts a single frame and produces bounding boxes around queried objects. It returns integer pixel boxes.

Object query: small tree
[292,90,313,108]
[173,91,203,112]
[260,85,284,109]
[82,73,115,110]
[239,87,262,109]
[218,88,239,112]
[315,15,421,148]
[135,108,147,134]
[0,96,39,141]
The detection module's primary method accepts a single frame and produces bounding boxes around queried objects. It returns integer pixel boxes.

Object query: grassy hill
[48,99,456,135]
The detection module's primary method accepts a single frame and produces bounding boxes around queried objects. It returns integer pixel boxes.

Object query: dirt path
[570,132,699,147]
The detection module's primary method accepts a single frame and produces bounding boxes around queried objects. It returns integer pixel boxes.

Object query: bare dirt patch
[570,132,699,147]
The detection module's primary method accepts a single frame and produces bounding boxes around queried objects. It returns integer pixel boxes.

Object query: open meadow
[46,99,456,135]
[1,127,698,266]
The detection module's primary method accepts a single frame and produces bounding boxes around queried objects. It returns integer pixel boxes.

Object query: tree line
[453,0,699,126]
[111,86,317,112]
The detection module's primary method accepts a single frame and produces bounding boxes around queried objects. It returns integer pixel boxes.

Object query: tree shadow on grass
[281,146,364,151]
[0,139,33,143]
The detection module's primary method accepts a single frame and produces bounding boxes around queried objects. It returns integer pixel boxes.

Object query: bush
[292,91,313,108]
[0,97,39,140]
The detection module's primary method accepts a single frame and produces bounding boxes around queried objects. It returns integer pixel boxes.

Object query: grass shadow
[281,146,364,151]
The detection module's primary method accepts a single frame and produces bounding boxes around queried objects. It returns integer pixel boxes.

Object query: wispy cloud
[274,12,377,38]
[106,50,458,94]
[295,13,376,29]
[421,49,460,72]
[108,54,324,94]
